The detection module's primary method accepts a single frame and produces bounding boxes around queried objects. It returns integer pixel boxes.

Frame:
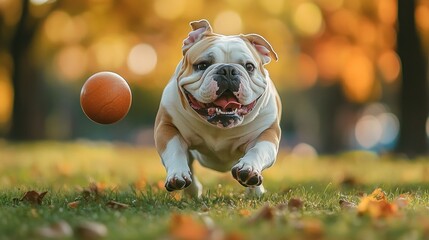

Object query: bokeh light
[258,0,284,15]
[291,143,318,159]
[297,53,318,89]
[415,3,429,31]
[30,0,55,5]
[214,10,243,35]
[54,45,88,81]
[355,115,383,149]
[377,113,399,145]
[377,0,397,25]
[377,50,401,83]
[341,48,374,103]
[292,2,324,37]
[127,43,158,76]
[0,68,13,126]
[154,0,186,20]
[44,11,87,44]
[355,104,400,149]
[89,36,128,70]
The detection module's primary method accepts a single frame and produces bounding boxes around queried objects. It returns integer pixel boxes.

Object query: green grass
[1,141,429,239]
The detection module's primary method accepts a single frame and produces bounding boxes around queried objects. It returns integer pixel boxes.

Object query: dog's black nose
[214,65,241,95]
[216,65,239,78]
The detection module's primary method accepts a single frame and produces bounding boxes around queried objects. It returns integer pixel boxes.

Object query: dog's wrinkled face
[178,35,272,128]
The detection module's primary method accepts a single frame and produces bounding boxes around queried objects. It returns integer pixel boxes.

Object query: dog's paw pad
[231,165,262,187]
[165,175,192,191]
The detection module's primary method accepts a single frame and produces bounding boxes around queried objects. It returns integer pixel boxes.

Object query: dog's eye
[245,63,255,73]
[195,62,210,71]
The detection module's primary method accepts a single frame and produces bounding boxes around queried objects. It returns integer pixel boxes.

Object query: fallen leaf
[238,209,252,217]
[75,221,108,240]
[89,182,104,196]
[248,204,275,223]
[169,213,210,240]
[81,189,92,200]
[339,199,357,211]
[106,200,129,210]
[357,188,399,218]
[67,201,80,209]
[36,220,73,238]
[293,219,324,239]
[288,198,304,211]
[20,191,48,205]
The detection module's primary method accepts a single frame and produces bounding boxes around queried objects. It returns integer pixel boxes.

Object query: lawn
[1,140,429,239]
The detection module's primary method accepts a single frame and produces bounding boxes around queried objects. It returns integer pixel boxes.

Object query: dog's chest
[187,133,247,170]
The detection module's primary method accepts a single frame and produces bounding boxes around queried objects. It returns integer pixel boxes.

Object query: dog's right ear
[182,19,213,55]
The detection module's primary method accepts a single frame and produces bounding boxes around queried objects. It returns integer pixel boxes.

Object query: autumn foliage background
[0,0,428,155]
[1,1,429,239]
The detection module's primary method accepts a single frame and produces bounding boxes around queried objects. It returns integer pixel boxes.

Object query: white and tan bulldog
[154,19,281,197]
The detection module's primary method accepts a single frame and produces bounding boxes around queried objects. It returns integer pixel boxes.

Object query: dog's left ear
[182,19,214,55]
[242,34,278,64]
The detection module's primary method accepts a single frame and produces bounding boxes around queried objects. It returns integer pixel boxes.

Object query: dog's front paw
[231,164,263,187]
[165,171,192,192]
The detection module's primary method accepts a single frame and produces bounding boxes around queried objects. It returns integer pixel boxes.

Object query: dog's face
[177,20,277,128]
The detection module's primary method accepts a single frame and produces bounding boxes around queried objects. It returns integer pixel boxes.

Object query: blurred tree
[396,0,429,156]
[9,0,44,140]
[8,0,57,140]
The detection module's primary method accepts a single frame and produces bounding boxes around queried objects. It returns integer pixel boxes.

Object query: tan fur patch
[256,93,282,146]
[154,106,180,154]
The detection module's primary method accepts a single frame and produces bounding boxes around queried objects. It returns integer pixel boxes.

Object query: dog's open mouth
[184,90,257,127]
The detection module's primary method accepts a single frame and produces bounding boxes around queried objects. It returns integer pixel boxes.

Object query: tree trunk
[396,0,429,156]
[9,0,46,140]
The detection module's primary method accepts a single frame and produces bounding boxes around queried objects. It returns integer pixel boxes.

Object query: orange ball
[80,72,132,124]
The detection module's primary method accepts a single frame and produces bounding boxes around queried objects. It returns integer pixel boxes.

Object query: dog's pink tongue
[213,95,241,110]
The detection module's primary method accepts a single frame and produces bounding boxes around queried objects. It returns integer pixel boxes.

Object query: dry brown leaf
[20,191,48,205]
[106,200,129,210]
[248,204,275,223]
[288,198,304,211]
[169,213,210,240]
[36,220,73,238]
[67,201,80,209]
[75,221,108,240]
[339,199,357,211]
[89,182,104,196]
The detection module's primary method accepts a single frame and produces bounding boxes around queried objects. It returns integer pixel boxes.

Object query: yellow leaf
[357,188,399,218]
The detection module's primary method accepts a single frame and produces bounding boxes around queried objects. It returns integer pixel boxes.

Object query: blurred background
[0,0,428,155]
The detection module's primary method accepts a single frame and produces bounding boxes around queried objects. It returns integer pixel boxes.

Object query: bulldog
[154,19,281,197]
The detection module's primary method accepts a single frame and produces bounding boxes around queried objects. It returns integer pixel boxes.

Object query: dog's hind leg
[184,153,203,198]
